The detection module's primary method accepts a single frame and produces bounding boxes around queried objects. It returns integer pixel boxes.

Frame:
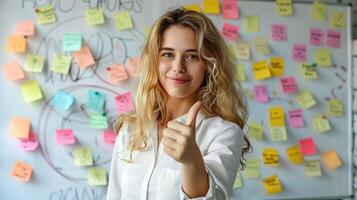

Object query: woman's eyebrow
[159,47,197,52]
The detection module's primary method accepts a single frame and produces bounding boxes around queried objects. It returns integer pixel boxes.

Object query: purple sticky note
[222,0,239,19]
[115,92,136,114]
[254,85,269,103]
[19,132,39,151]
[291,44,307,62]
[280,77,297,94]
[310,28,324,46]
[103,130,117,144]
[288,109,304,128]
[271,24,287,42]
[222,23,239,41]
[327,30,341,48]
[56,129,76,145]
[299,137,317,156]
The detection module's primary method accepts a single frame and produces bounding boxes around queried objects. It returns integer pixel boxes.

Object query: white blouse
[107,112,244,200]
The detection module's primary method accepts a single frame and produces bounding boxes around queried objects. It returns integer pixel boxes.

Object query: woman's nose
[171,56,186,73]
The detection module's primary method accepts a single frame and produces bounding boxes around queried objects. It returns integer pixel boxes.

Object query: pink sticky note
[103,130,117,144]
[4,61,26,81]
[222,0,239,19]
[280,77,296,94]
[15,20,35,36]
[271,24,287,42]
[106,64,129,84]
[115,92,135,113]
[310,28,324,46]
[291,44,306,62]
[288,109,304,128]
[254,85,269,103]
[222,23,239,41]
[299,137,317,156]
[56,129,76,145]
[19,132,39,151]
[327,30,341,48]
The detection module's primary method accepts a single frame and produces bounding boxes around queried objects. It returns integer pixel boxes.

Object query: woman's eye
[161,52,174,58]
[186,54,199,61]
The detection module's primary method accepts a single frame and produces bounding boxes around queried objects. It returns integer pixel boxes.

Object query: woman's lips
[168,77,189,84]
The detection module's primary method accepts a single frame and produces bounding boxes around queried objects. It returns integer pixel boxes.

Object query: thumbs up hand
[162,101,202,164]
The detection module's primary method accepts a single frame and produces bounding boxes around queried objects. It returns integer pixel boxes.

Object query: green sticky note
[233,171,243,189]
[88,167,107,186]
[243,16,259,33]
[269,126,287,141]
[315,48,332,66]
[248,122,264,140]
[305,160,322,177]
[21,80,43,103]
[63,34,82,51]
[51,55,72,74]
[90,114,108,129]
[235,64,246,81]
[244,159,260,178]
[85,8,105,25]
[36,5,57,25]
[74,147,93,166]
[113,11,133,31]
[25,54,45,73]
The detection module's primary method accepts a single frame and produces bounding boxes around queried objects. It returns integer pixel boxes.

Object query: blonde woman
[107,8,251,200]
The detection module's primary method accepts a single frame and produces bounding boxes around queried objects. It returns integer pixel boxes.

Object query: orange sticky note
[11,160,33,182]
[106,64,129,83]
[72,46,96,69]
[10,117,31,139]
[322,150,342,170]
[15,20,35,36]
[6,35,27,53]
[3,61,26,81]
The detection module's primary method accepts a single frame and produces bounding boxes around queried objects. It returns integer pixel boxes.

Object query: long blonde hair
[115,8,251,169]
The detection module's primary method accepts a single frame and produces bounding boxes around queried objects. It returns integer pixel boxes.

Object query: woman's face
[158,25,206,101]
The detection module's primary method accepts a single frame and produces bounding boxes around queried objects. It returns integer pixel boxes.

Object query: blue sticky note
[87,90,106,112]
[63,33,82,51]
[51,90,75,110]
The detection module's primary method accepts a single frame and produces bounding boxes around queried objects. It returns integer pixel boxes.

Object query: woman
[107,8,251,200]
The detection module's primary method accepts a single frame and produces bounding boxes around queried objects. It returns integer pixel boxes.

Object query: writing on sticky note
[311,1,327,22]
[11,160,33,182]
[243,16,259,33]
[90,113,108,129]
[106,64,129,84]
[36,5,57,24]
[295,90,316,109]
[72,46,96,69]
[74,147,93,166]
[269,126,287,141]
[248,122,264,141]
[235,64,245,81]
[299,137,317,156]
[51,55,72,74]
[56,129,76,145]
[233,171,243,189]
[254,85,269,103]
[127,56,141,76]
[236,42,250,61]
[113,11,133,31]
[312,115,331,133]
[280,77,296,94]
[327,98,343,117]
[87,90,106,112]
[25,54,45,73]
[322,150,342,170]
[269,107,285,126]
[275,0,292,16]
[253,61,271,80]
[254,37,270,55]
[88,167,107,186]
[315,48,332,66]
[310,28,324,46]
[244,159,260,178]
[262,175,282,194]
[262,148,279,167]
[103,130,117,144]
[63,33,82,52]
[19,132,39,151]
[227,44,238,60]
[222,0,239,19]
[10,117,30,139]
[270,57,284,77]
[286,145,303,164]
[291,43,306,62]
[288,109,304,128]
[301,63,318,79]
[222,23,239,41]
[203,0,220,14]
[327,30,341,48]
[271,24,287,42]
[4,61,26,81]
[6,35,26,53]
[184,4,201,13]
[115,92,136,113]
[21,80,43,103]
[330,11,345,30]
[305,160,322,176]
[15,21,35,36]
[85,8,105,26]
[51,90,75,110]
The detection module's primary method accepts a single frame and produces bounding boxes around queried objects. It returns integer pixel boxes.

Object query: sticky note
[311,1,327,22]
[184,4,201,12]
[299,137,317,156]
[280,77,296,94]
[300,63,318,79]
[286,144,303,164]
[21,80,43,103]
[3,61,26,81]
[271,24,287,42]
[270,57,284,77]
[10,117,30,139]
[269,107,285,126]
[85,8,105,25]
[74,147,93,166]
[6,35,27,53]
[115,92,136,113]
[113,11,133,31]
[103,130,117,144]
[254,85,269,103]
[15,20,35,36]
[252,61,271,80]
[327,30,341,48]
[36,5,57,24]
[295,90,316,109]
[330,11,345,30]
[275,0,293,16]
[25,54,45,73]
[315,48,332,66]
[222,0,239,19]
[87,90,106,112]
[127,57,141,76]
[227,44,238,60]
[327,98,343,117]
[56,129,76,145]
[262,175,282,194]
[236,42,250,61]
[269,126,287,141]
[244,159,260,178]
[51,55,72,74]
[11,160,33,182]
[254,37,270,55]
[222,23,239,41]
[288,109,304,128]
[51,90,75,110]
[63,33,82,52]
[72,46,96,69]
[106,64,129,84]
[88,167,107,186]
[203,0,220,14]
[310,28,324,46]
[312,115,331,133]
[90,113,108,129]
[243,16,259,33]
[322,150,342,170]
[305,160,322,176]
[235,64,245,81]
[19,132,39,151]
[144,26,152,38]
[262,148,279,167]
[233,171,243,189]
[291,43,306,62]
[248,122,264,141]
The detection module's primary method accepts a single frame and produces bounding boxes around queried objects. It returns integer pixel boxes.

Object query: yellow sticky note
[10,117,31,139]
[270,57,284,77]
[21,80,43,103]
[330,11,345,30]
[233,171,243,189]
[311,1,327,22]
[300,63,318,79]
[88,167,107,186]
[295,90,316,109]
[236,42,250,61]
[243,16,259,33]
[263,148,279,167]
[254,37,270,55]
[305,160,322,176]
[315,48,332,66]
[184,4,201,12]
[6,35,27,53]
[144,26,152,38]
[25,54,45,73]
[312,115,331,133]
[85,8,105,26]
[262,175,282,194]
[286,144,303,164]
[248,122,264,141]
[203,0,220,14]
[269,126,287,141]
[269,107,285,127]
[253,61,271,80]
[275,0,293,16]
[113,11,133,31]
[51,55,72,74]
[36,5,57,24]
[322,150,342,170]
[74,147,93,166]
[327,98,343,117]
[227,44,238,60]
[244,159,260,178]
[235,64,245,81]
